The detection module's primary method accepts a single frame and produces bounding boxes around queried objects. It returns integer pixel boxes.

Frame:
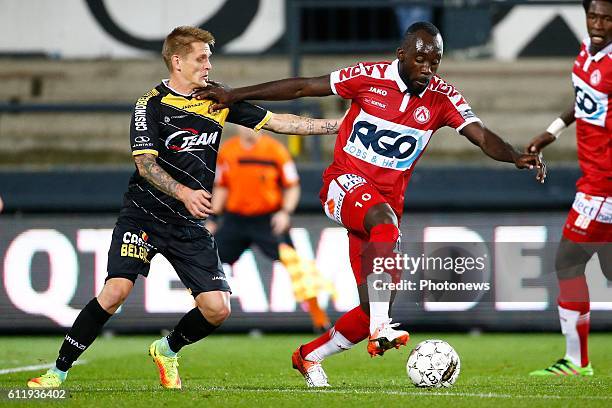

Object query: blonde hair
[162,26,215,71]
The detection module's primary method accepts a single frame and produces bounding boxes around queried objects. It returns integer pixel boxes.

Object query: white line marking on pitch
[0,360,87,375]
[203,387,612,401]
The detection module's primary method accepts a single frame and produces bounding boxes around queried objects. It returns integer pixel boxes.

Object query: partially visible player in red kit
[197,22,545,387]
[528,0,611,377]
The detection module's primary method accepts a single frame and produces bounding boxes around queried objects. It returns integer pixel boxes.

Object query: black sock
[55,298,112,372]
[166,308,218,353]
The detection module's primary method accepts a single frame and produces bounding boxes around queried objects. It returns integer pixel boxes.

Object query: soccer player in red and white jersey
[197,22,545,387]
[528,0,611,377]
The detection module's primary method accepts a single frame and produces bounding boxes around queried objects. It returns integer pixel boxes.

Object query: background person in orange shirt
[207,126,332,332]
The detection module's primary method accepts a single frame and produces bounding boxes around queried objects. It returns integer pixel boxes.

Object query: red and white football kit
[320,59,481,284]
[563,39,612,243]
[296,60,481,371]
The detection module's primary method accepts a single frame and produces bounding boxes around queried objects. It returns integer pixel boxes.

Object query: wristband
[546,118,567,139]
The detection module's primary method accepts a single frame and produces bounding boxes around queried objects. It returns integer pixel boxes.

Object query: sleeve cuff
[329,71,339,95]
[254,111,273,131]
[132,149,158,156]
[456,118,482,133]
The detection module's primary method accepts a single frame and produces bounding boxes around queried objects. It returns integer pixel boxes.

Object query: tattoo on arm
[265,114,341,135]
[306,118,315,134]
[323,120,339,134]
[134,154,183,200]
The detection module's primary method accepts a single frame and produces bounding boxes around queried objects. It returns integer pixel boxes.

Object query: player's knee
[98,281,132,313]
[204,304,231,326]
[364,203,398,233]
[555,244,589,280]
[197,300,231,326]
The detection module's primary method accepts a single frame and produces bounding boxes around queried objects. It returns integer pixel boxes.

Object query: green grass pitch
[1,333,611,407]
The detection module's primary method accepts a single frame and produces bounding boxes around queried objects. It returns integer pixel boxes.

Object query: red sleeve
[438,86,481,132]
[329,63,369,100]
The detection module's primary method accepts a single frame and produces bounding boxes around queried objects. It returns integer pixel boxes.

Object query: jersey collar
[389,59,427,97]
[583,37,612,61]
[162,79,194,97]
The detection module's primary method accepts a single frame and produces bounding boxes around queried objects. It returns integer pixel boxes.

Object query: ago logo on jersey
[572,74,608,127]
[345,110,433,170]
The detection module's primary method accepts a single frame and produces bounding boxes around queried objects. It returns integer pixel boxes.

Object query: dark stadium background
[1,0,609,334]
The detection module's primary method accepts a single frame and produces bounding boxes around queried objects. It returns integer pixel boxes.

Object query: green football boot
[529,358,593,376]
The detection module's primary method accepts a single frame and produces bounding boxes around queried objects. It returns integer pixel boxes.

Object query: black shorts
[106,215,230,297]
[215,212,294,264]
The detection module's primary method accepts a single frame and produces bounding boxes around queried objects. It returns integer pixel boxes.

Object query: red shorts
[321,174,400,285]
[563,192,612,243]
[322,174,388,236]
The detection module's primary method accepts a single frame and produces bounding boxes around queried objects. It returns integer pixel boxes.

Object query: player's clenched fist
[178,187,213,219]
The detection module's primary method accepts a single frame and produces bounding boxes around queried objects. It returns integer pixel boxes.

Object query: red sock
[334,306,370,343]
[557,275,590,367]
[300,306,369,361]
[558,275,590,305]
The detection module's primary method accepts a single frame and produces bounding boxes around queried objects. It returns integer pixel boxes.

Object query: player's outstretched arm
[134,153,213,218]
[262,113,341,135]
[460,122,547,183]
[194,75,333,111]
[527,105,575,153]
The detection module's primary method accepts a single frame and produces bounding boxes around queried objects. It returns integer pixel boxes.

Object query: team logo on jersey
[165,128,219,152]
[344,110,433,170]
[590,69,601,86]
[413,106,431,124]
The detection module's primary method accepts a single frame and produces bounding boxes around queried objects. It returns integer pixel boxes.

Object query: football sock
[50,367,67,381]
[157,336,177,357]
[368,289,391,334]
[367,224,400,334]
[558,275,590,367]
[166,307,218,353]
[301,306,369,362]
[55,298,112,372]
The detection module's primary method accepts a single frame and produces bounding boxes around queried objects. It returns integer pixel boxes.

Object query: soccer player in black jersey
[27,26,341,390]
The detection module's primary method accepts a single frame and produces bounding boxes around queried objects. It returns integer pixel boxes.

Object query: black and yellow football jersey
[122,80,272,226]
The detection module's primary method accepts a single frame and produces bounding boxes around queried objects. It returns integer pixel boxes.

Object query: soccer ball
[406,339,460,388]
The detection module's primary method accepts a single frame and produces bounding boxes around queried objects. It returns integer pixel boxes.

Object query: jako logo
[368,87,387,96]
[165,129,219,152]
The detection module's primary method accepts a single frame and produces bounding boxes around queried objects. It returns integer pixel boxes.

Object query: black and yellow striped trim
[132,149,158,156]
[254,110,273,131]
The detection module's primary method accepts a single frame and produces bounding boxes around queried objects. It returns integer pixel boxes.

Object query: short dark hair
[402,21,440,45]
[583,0,612,12]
